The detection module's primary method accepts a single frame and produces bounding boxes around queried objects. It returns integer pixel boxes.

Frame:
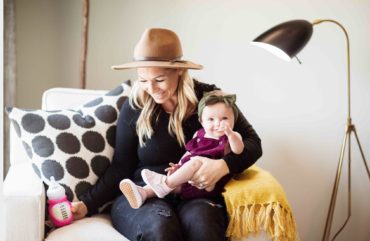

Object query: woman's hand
[189,156,229,189]
[71,201,88,220]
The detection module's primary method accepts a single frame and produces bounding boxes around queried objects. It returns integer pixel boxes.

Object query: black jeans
[111,194,228,241]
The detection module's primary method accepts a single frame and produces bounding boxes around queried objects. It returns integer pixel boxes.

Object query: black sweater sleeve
[80,100,139,215]
[223,107,262,174]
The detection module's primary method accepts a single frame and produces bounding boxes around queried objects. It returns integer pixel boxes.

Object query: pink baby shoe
[141,169,174,198]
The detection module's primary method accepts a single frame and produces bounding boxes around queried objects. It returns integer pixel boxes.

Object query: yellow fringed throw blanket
[222,165,299,241]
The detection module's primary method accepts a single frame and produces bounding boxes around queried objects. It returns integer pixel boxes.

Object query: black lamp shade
[252,20,313,60]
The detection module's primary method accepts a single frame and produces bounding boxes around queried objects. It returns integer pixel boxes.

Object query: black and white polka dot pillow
[6,82,131,202]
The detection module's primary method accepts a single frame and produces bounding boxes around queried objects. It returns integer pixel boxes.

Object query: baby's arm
[223,123,244,154]
[227,131,244,154]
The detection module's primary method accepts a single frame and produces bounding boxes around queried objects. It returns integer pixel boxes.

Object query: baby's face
[200,102,235,138]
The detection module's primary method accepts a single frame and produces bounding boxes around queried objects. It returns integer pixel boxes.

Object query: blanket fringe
[226,202,299,241]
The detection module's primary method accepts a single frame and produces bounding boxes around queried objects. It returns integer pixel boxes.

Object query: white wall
[13,0,370,240]
[1,1,5,239]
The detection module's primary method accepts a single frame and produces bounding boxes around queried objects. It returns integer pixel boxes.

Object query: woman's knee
[178,198,228,241]
[112,196,184,241]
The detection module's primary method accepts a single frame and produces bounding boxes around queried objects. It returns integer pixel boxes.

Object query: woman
[72,28,262,241]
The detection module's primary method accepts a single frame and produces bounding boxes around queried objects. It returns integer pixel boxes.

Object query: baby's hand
[165,162,180,176]
[220,121,233,136]
[71,201,88,220]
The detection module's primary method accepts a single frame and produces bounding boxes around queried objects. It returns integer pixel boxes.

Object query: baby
[120,90,244,208]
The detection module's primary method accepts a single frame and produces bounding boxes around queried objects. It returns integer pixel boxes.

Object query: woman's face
[137,68,182,104]
[200,102,235,138]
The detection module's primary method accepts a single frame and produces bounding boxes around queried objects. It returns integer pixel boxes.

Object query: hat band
[133,56,184,63]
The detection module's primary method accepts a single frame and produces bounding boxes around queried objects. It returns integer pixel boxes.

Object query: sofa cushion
[6,82,130,202]
[45,214,128,241]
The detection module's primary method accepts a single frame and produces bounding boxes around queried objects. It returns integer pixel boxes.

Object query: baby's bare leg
[166,159,202,189]
[143,185,156,198]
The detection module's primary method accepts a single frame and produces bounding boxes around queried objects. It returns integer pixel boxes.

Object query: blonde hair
[129,70,198,147]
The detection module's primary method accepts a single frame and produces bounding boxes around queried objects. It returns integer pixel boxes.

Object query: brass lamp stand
[252,19,370,241]
[313,20,370,241]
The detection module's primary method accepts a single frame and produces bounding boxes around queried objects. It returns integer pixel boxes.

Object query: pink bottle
[47,176,73,227]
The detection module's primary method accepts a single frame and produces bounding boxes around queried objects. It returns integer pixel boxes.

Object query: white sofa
[3,87,270,241]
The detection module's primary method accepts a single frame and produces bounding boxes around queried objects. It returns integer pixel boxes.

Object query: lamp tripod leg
[322,128,350,241]
[330,125,370,241]
[331,131,352,241]
[322,124,370,241]
[352,127,370,179]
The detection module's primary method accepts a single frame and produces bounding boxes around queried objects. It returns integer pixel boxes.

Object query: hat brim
[111,60,203,70]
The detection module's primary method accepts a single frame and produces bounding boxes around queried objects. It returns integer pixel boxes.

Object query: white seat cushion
[45,214,128,241]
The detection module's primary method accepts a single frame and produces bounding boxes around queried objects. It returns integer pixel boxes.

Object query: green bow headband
[198,92,238,121]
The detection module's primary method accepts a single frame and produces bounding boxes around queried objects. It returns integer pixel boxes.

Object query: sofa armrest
[4,163,45,241]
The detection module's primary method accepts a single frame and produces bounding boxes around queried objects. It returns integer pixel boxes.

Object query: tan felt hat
[112,28,203,70]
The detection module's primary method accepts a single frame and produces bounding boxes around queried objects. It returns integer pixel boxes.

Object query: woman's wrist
[218,158,230,176]
[79,196,97,216]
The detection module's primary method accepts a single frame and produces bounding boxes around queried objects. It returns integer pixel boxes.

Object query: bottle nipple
[47,176,65,200]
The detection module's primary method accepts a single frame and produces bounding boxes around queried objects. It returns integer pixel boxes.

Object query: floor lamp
[251,19,370,241]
